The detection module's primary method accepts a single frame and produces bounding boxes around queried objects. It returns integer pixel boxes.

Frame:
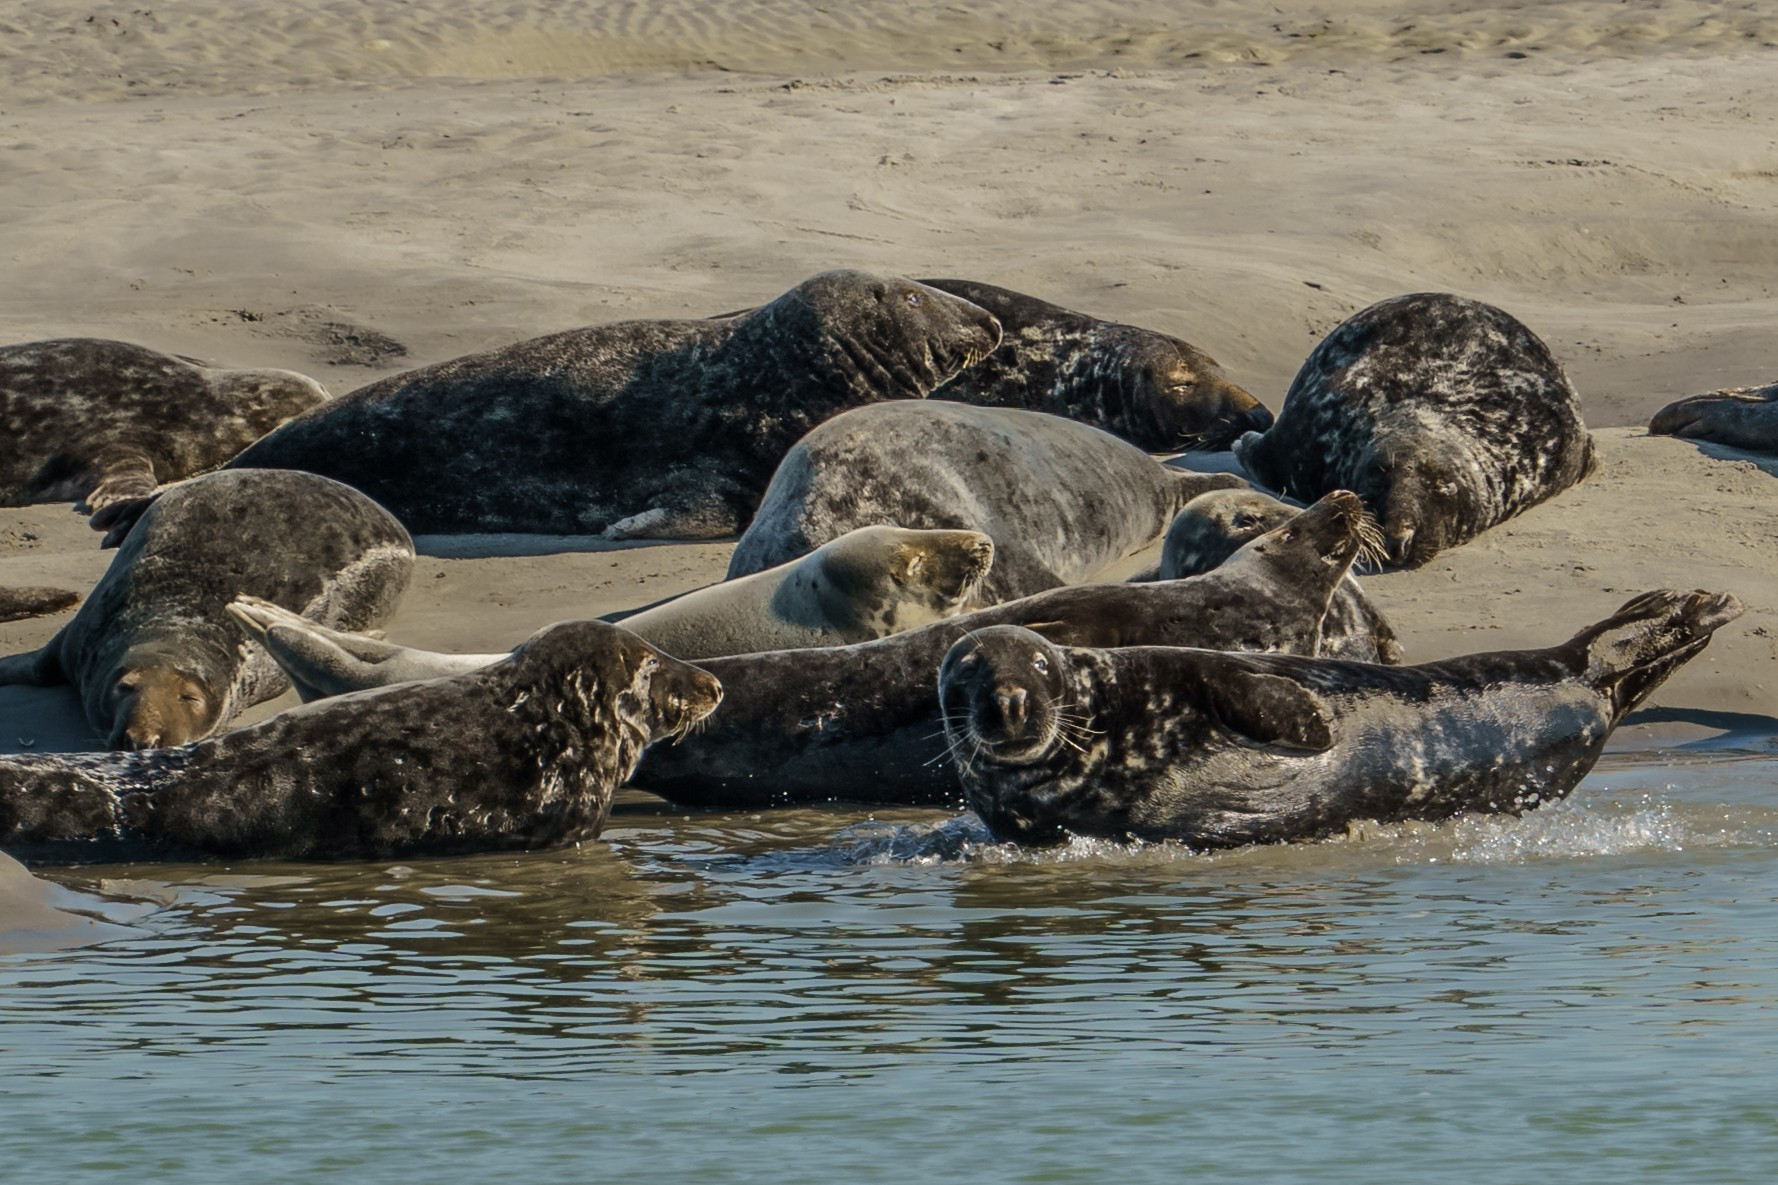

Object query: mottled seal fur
[914,279,1272,450]
[226,271,1002,537]
[728,402,1247,603]
[0,338,328,512]
[1232,293,1596,567]
[0,587,79,624]
[1648,381,1778,452]
[941,589,1740,846]
[1147,488,1400,663]
[0,470,413,750]
[635,491,1371,808]
[228,525,997,701]
[0,621,723,864]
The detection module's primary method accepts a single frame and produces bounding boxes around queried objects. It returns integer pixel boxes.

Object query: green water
[5,750,1778,1184]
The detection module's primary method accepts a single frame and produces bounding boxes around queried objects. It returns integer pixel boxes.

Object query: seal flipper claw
[80,446,160,514]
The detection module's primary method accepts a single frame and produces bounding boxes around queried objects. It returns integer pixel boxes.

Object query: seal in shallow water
[0,620,723,864]
[0,470,413,750]
[1647,381,1778,452]
[0,587,79,624]
[225,271,1003,537]
[940,589,1741,846]
[1232,293,1596,567]
[728,401,1247,603]
[228,524,997,700]
[0,338,328,513]
[635,491,1371,808]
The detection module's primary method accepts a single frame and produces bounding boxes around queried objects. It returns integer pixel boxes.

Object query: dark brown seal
[727,401,1247,604]
[226,271,1003,537]
[1648,381,1778,452]
[0,621,723,864]
[914,279,1273,450]
[1233,293,1596,567]
[0,587,79,624]
[635,491,1370,808]
[0,338,328,513]
[0,470,413,750]
[941,589,1741,846]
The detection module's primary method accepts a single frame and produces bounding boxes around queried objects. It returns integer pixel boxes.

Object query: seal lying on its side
[0,470,413,750]
[635,491,1371,808]
[0,621,723,864]
[941,589,1741,846]
[914,279,1274,450]
[1143,488,1401,663]
[1648,381,1778,452]
[229,525,997,700]
[0,587,79,624]
[0,338,327,512]
[728,402,1247,604]
[1233,293,1596,567]
[226,271,1002,538]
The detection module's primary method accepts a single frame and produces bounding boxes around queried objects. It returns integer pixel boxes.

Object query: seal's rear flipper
[1576,589,1744,721]
[0,587,80,624]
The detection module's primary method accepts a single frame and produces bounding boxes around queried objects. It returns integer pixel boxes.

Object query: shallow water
[6,750,1778,1183]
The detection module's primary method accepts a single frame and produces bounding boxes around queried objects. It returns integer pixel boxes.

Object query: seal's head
[939,625,1074,769]
[1160,488,1300,578]
[204,366,331,440]
[808,526,997,637]
[1221,489,1374,587]
[1103,330,1273,452]
[106,662,221,751]
[504,620,724,751]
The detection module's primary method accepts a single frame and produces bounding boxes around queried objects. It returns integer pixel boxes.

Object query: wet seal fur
[941,590,1741,846]
[0,470,413,750]
[0,621,722,864]
[1139,488,1401,663]
[1233,293,1596,567]
[913,279,1272,450]
[226,271,1002,538]
[0,338,327,513]
[1648,381,1778,452]
[229,525,997,700]
[728,402,1247,604]
[0,587,80,624]
[635,491,1371,808]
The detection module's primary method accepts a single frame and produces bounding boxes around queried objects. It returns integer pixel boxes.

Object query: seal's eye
[179,693,203,705]
[906,292,921,307]
[1233,513,1259,529]
[1170,381,1195,393]
[1032,654,1049,674]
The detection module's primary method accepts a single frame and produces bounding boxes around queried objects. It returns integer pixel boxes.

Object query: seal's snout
[1235,400,1275,435]
[992,684,1030,738]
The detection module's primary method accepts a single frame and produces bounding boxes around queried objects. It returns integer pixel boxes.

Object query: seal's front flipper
[80,446,160,515]
[0,642,65,688]
[89,491,165,549]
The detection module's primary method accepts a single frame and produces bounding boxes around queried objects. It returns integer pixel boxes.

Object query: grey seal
[0,470,413,749]
[940,589,1741,846]
[0,587,79,624]
[1648,381,1778,451]
[0,338,327,513]
[0,620,723,864]
[728,401,1247,603]
[227,525,996,701]
[226,271,1003,538]
[1232,293,1596,567]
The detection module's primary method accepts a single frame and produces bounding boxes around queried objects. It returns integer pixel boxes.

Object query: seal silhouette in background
[0,587,79,624]
[1648,380,1778,452]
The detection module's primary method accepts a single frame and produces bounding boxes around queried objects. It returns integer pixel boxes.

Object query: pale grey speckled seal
[228,525,996,701]
[0,338,327,513]
[227,271,1002,538]
[1233,293,1595,567]
[0,621,723,864]
[1648,381,1778,452]
[942,589,1740,846]
[0,470,413,750]
[728,401,1246,604]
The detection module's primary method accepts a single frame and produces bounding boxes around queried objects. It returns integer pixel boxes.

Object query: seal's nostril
[995,686,1028,732]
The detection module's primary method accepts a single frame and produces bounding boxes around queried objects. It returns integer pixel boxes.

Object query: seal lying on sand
[914,279,1273,450]
[636,491,1371,808]
[1233,293,1595,567]
[1648,381,1778,452]
[0,338,327,512]
[0,587,79,624]
[226,271,1002,537]
[1140,488,1401,663]
[728,402,1246,603]
[0,621,723,864]
[228,525,996,700]
[941,589,1741,846]
[0,470,413,750]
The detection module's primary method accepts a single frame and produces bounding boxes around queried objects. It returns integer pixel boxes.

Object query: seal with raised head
[1232,293,1596,567]
[916,279,1273,450]
[227,524,997,701]
[0,587,79,624]
[635,491,1371,808]
[0,338,328,513]
[0,620,723,864]
[941,589,1741,846]
[225,271,1002,538]
[1146,487,1400,663]
[1648,381,1778,452]
[0,470,413,750]
[728,401,1247,603]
